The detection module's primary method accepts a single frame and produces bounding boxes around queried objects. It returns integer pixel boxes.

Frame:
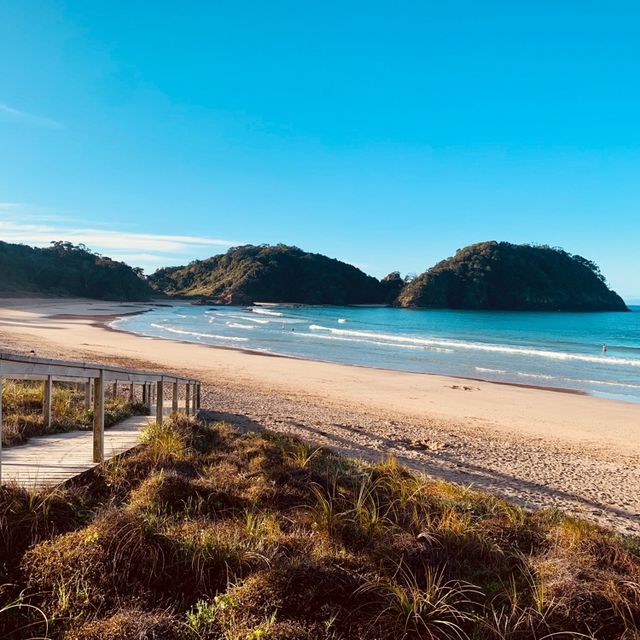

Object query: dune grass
[1,380,149,447]
[0,414,638,639]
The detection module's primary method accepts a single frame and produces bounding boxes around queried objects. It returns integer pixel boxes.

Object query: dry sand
[0,297,638,535]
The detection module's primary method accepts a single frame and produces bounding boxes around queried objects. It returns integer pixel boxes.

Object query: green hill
[149,244,388,305]
[397,241,628,311]
[0,241,153,301]
[1,239,628,311]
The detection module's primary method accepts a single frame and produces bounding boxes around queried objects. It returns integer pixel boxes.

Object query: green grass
[1,380,149,447]
[0,415,638,639]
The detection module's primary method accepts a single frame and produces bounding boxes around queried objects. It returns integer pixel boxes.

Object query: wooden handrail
[0,351,201,483]
[0,351,197,384]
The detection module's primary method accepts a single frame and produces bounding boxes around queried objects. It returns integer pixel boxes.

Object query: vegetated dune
[1,414,638,639]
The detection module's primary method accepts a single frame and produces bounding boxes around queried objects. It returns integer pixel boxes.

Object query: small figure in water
[602,343,607,353]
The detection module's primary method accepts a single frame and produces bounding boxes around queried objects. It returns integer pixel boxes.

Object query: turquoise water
[112,305,640,403]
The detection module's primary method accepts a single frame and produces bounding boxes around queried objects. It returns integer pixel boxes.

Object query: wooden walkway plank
[1,414,154,489]
[0,351,202,486]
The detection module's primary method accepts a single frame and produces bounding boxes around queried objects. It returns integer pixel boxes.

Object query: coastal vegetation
[0,380,148,447]
[150,242,628,311]
[0,241,152,301]
[0,239,628,310]
[148,244,386,305]
[397,241,629,311]
[0,413,638,639]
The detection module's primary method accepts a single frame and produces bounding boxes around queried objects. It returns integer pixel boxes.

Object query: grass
[0,414,638,639]
[1,380,149,446]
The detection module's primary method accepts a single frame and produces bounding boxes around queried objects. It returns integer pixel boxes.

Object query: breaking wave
[150,323,248,342]
[307,325,640,367]
[297,331,454,352]
[251,308,283,317]
[227,322,255,329]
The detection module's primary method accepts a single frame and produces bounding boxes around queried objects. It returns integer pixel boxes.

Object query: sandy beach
[0,297,638,535]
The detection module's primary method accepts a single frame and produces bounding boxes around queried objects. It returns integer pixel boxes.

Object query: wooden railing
[0,352,201,482]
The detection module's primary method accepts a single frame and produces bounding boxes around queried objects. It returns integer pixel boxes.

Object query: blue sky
[1,1,639,301]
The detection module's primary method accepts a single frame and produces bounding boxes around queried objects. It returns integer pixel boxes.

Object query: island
[397,241,629,311]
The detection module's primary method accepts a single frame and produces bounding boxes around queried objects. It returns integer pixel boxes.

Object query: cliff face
[397,242,629,311]
[149,244,386,305]
[0,241,153,301]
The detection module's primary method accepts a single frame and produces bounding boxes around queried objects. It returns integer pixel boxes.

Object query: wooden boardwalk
[1,414,155,489]
[1,351,202,487]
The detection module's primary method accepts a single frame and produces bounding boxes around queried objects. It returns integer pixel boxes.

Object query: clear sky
[1,1,639,302]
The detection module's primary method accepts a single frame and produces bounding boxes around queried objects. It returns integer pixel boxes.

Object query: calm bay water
[112,304,640,403]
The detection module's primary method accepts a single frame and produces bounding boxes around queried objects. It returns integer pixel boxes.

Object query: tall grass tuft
[357,562,483,640]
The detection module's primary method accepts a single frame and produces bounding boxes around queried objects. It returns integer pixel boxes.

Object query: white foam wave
[222,314,269,324]
[226,313,268,323]
[516,372,555,380]
[307,325,640,368]
[575,378,640,389]
[251,308,283,317]
[150,323,248,342]
[297,331,453,352]
[227,322,255,329]
[475,366,640,390]
[337,318,348,324]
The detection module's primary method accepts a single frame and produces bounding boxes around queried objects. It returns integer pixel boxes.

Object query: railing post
[93,370,105,463]
[112,381,118,398]
[156,379,164,425]
[84,380,92,411]
[196,383,201,411]
[185,382,191,416]
[192,382,198,413]
[42,375,53,429]
[172,381,178,414]
[129,382,134,404]
[0,371,3,484]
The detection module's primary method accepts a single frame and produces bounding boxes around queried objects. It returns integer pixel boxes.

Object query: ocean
[111,304,640,403]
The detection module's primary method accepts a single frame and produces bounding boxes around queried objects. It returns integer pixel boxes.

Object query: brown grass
[0,415,637,639]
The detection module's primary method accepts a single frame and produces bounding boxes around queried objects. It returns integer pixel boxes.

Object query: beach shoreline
[0,297,638,534]
[105,314,589,398]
